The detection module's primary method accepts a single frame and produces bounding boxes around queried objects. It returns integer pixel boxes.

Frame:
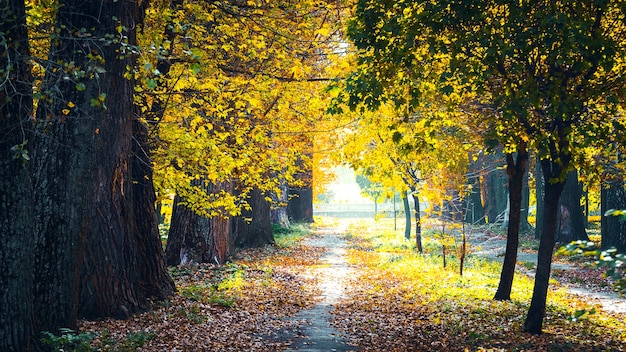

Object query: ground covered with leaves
[330,219,626,351]
[49,218,625,351]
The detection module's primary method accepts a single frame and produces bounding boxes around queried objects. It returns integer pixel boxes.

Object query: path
[286,228,354,352]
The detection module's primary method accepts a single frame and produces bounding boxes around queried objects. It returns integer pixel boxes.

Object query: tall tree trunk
[523,158,567,334]
[165,194,211,265]
[270,180,291,228]
[32,0,159,320]
[32,0,106,331]
[534,156,545,239]
[236,187,275,248]
[403,191,411,240]
[0,1,35,348]
[131,116,175,298]
[520,168,532,232]
[557,170,589,243]
[288,185,314,223]
[411,190,423,253]
[601,180,626,252]
[494,143,528,301]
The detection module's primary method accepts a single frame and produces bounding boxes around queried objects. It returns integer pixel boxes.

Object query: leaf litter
[78,219,626,351]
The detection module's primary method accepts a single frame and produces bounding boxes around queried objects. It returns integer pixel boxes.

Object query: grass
[333,217,626,351]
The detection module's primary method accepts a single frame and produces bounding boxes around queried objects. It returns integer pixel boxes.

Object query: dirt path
[285,228,354,352]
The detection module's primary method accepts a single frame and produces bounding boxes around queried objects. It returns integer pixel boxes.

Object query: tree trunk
[165,194,211,265]
[32,0,160,320]
[236,187,275,248]
[412,190,423,253]
[520,168,532,232]
[601,180,626,252]
[556,170,589,243]
[166,180,236,266]
[494,144,528,301]
[288,185,314,223]
[270,180,291,228]
[523,158,567,334]
[131,117,175,298]
[534,156,545,239]
[403,191,411,240]
[32,0,110,331]
[0,1,35,348]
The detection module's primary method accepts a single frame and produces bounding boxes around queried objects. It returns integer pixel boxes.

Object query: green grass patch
[273,223,311,248]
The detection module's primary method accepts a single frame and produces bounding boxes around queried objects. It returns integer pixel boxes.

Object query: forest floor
[71,217,626,351]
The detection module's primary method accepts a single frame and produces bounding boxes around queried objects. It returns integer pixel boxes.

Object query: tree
[345,0,626,334]
[601,181,626,252]
[494,143,529,301]
[32,0,173,323]
[235,187,274,248]
[356,174,384,214]
[0,0,35,349]
[557,170,589,243]
[600,147,626,252]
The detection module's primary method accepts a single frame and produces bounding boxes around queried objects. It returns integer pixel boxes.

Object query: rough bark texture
[403,191,411,240]
[270,180,291,228]
[32,0,168,321]
[32,0,104,332]
[534,156,545,239]
[236,187,275,248]
[494,144,528,301]
[412,191,423,253]
[165,195,210,265]
[0,1,35,348]
[556,170,589,243]
[523,158,567,334]
[601,181,626,252]
[520,168,532,232]
[165,181,235,266]
[74,0,149,319]
[288,185,314,223]
[131,117,175,297]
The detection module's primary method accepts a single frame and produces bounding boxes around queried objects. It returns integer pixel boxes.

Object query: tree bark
[520,168,532,232]
[236,187,275,248]
[412,190,423,253]
[403,191,411,240]
[556,170,589,243]
[288,185,314,223]
[131,117,175,298]
[270,180,291,228]
[523,158,567,334]
[494,143,528,301]
[165,194,211,265]
[0,1,35,348]
[534,156,545,239]
[601,180,626,252]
